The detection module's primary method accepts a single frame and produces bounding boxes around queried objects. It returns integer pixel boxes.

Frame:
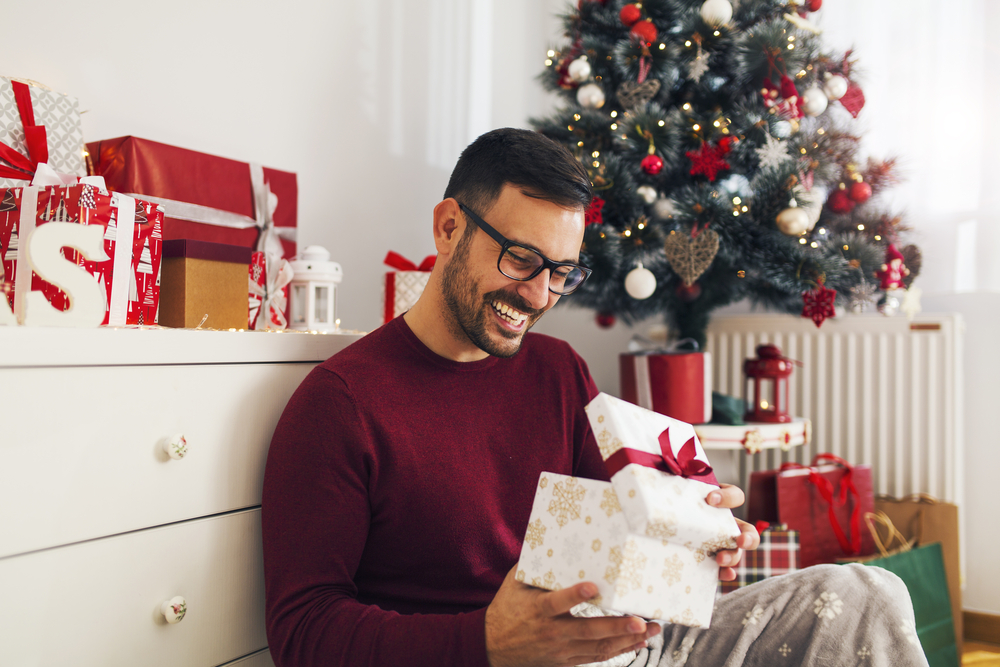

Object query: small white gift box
[516,393,741,626]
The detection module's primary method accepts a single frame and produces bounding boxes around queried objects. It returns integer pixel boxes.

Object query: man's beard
[440,241,543,358]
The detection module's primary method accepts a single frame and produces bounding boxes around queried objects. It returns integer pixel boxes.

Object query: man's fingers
[718,565,737,581]
[735,518,760,550]
[539,581,600,617]
[716,547,743,567]
[561,623,661,666]
[706,483,745,509]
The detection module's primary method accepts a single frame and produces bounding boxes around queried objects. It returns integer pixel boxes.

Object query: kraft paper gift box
[159,239,252,329]
[0,184,163,325]
[517,393,740,627]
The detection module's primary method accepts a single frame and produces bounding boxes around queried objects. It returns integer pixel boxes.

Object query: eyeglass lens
[499,245,587,294]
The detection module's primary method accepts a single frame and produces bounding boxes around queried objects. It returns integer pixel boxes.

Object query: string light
[819,228,827,235]
[658,120,665,126]
[685,40,692,47]
[545,59,553,66]
[843,244,850,250]
[591,151,600,158]
[733,197,742,204]
[623,229,632,237]
[592,160,600,167]
[611,110,618,118]
[577,141,584,147]
[637,221,646,229]
[574,114,581,121]
[737,270,746,278]
[810,241,818,248]
[682,103,692,111]
[713,30,721,36]
[693,123,701,131]
[659,43,666,50]
[610,123,618,130]
[787,43,795,50]
[857,224,865,230]
[547,50,555,57]
[799,238,807,244]
[874,235,882,240]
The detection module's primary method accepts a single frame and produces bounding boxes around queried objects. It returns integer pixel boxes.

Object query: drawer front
[0,363,314,557]
[0,509,266,667]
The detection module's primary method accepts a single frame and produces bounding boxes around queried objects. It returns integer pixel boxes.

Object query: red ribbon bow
[384,251,436,272]
[0,80,49,181]
[604,427,716,486]
[780,453,862,556]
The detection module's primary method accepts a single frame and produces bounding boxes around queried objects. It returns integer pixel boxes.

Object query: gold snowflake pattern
[543,570,559,590]
[689,532,739,562]
[778,644,792,657]
[600,488,622,517]
[547,477,586,527]
[813,591,844,619]
[596,428,624,459]
[605,541,648,596]
[858,646,871,659]
[524,518,546,550]
[668,608,698,626]
[516,570,525,582]
[645,517,678,541]
[592,539,602,552]
[540,476,549,489]
[662,554,684,586]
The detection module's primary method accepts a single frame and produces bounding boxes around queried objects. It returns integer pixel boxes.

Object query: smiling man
[262,129,927,667]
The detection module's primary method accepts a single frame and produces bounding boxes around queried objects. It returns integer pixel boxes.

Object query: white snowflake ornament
[755,133,791,169]
[688,50,710,83]
[901,286,922,320]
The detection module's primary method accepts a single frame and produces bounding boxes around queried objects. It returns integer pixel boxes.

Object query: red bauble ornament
[686,142,730,182]
[619,4,642,26]
[641,154,664,175]
[630,19,658,44]
[718,136,736,154]
[849,181,872,203]
[827,188,856,214]
[807,0,823,11]
[596,312,616,328]
[802,281,837,328]
[585,196,606,226]
[676,282,702,302]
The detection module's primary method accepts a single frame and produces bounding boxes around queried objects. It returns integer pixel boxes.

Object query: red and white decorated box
[0,184,163,325]
[86,136,297,260]
[248,250,292,330]
[383,251,435,323]
[619,351,712,424]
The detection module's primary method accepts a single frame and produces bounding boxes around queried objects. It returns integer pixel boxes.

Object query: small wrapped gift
[619,339,712,424]
[719,523,799,594]
[248,250,292,330]
[0,183,162,325]
[0,78,86,188]
[383,251,434,323]
[517,393,740,626]
[159,240,252,329]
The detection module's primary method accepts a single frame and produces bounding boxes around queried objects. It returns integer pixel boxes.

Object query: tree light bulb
[592,151,600,158]
[799,238,807,244]
[685,40,692,47]
[787,44,794,50]
[858,224,865,230]
[545,59,553,66]
[811,241,819,248]
[714,30,721,36]
[843,245,850,250]
[682,103,692,110]
[733,196,742,204]
[693,124,701,131]
[547,50,555,57]
[875,235,882,240]
[659,43,666,50]
[611,123,618,130]
[658,120,665,126]
[611,110,618,118]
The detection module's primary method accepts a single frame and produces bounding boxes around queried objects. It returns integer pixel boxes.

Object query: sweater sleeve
[261,368,490,667]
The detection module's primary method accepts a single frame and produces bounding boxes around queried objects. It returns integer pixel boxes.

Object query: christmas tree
[534,0,921,345]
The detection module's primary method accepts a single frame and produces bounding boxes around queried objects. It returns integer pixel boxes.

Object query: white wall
[3,0,995,614]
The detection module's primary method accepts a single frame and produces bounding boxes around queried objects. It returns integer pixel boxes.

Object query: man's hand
[485,566,661,667]
[706,483,760,581]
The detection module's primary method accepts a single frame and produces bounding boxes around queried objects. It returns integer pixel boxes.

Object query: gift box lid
[162,239,252,265]
[585,393,739,548]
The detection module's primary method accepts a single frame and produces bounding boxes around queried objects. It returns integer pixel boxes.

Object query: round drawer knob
[161,596,187,624]
[162,434,188,460]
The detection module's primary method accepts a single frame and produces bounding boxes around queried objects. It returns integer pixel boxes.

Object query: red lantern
[743,344,795,423]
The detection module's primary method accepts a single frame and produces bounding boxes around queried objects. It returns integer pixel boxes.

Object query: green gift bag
[843,512,959,667]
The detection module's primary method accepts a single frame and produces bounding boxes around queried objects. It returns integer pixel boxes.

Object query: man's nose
[517,268,552,310]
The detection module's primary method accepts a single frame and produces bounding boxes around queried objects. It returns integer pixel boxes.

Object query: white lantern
[288,246,343,332]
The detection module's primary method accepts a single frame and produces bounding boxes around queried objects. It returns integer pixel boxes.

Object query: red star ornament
[802,281,837,327]
[686,142,730,182]
[585,196,605,226]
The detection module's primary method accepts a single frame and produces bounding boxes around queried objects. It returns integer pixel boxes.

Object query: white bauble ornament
[576,83,606,109]
[823,73,849,100]
[568,57,592,83]
[637,185,658,204]
[801,85,829,117]
[625,264,657,299]
[772,120,793,138]
[700,0,733,27]
[653,197,676,219]
[776,206,810,235]
[719,174,752,198]
[799,187,825,230]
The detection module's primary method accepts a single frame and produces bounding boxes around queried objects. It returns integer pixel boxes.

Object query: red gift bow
[384,251,436,272]
[604,427,716,486]
[780,453,862,556]
[0,80,49,181]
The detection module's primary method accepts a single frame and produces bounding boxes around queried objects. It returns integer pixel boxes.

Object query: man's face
[440,185,586,358]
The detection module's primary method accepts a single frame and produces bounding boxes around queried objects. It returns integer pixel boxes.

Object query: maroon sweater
[262,317,608,667]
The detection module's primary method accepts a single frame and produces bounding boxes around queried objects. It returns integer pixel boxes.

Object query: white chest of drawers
[0,326,361,667]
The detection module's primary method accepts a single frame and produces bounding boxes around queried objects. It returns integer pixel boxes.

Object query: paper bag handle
[864,511,916,558]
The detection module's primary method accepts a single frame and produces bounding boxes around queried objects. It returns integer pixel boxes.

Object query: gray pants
[626,564,929,667]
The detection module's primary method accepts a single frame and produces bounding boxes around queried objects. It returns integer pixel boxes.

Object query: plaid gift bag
[719,523,799,594]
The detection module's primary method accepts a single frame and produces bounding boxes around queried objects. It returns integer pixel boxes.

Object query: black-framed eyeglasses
[458,203,592,296]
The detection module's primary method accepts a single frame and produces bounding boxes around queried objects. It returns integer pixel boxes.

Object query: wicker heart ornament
[617,79,661,110]
[663,229,720,286]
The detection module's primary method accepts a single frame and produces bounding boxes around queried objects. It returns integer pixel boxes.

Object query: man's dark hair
[443,128,593,218]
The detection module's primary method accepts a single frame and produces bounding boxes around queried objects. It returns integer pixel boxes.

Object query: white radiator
[704,313,964,504]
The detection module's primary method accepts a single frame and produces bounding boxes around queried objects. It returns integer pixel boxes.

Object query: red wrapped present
[619,347,713,424]
[248,250,292,330]
[719,523,799,594]
[0,78,86,188]
[747,453,875,567]
[0,184,163,325]
[383,251,435,323]
[86,136,297,262]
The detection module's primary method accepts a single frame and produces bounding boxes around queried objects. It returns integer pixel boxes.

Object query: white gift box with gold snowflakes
[516,472,724,626]
[585,393,741,552]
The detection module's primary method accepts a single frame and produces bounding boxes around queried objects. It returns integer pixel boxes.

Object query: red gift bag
[748,454,875,567]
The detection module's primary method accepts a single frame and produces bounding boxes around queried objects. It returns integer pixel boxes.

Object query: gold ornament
[663,229,720,286]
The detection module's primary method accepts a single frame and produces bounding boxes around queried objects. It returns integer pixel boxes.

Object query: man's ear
[432,198,466,256]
